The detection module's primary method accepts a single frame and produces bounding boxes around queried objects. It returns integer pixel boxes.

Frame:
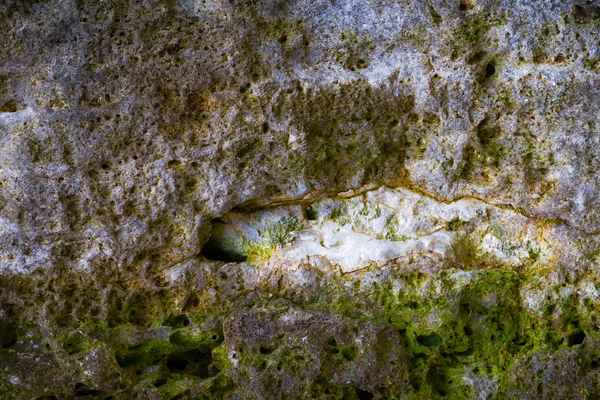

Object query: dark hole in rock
[512,334,528,346]
[305,207,318,220]
[485,62,496,78]
[567,330,586,346]
[1,324,18,348]
[164,314,190,328]
[185,296,201,310]
[116,341,169,368]
[476,118,499,146]
[259,344,275,355]
[278,34,287,43]
[166,348,215,379]
[341,345,358,361]
[35,397,58,400]
[356,388,374,400]
[410,378,422,390]
[116,353,143,368]
[200,219,247,263]
[259,359,268,370]
[417,333,442,347]
[166,353,189,371]
[239,83,250,94]
[262,122,269,133]
[74,383,103,396]
[459,2,468,11]
[464,326,473,336]
[64,332,88,354]
[427,367,448,397]
[457,346,475,356]
[573,4,600,23]
[154,377,168,387]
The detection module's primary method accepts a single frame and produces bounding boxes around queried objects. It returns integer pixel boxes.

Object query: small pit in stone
[485,62,496,78]
[304,206,318,221]
[356,388,375,400]
[567,330,586,346]
[74,383,103,396]
[1,324,18,348]
[416,333,442,347]
[153,377,168,387]
[166,348,215,379]
[163,314,191,328]
[259,344,275,355]
[200,218,248,262]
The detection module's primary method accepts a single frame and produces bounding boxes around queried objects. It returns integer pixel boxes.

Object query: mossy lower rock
[223,304,410,399]
[2,254,600,399]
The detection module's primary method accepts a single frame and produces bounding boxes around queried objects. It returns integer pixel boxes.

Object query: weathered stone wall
[0,0,599,398]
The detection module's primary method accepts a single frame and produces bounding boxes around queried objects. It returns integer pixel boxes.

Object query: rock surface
[0,0,599,398]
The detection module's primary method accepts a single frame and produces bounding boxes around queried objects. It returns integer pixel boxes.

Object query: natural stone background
[0,0,599,398]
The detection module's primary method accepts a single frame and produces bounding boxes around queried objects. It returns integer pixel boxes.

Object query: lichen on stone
[0,0,599,398]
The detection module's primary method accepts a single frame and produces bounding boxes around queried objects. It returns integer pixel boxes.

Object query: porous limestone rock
[0,0,599,398]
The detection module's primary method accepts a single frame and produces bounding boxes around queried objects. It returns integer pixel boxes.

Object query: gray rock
[0,0,599,398]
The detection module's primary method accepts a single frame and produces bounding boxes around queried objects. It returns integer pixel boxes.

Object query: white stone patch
[0,107,35,127]
[275,220,453,273]
[210,186,558,274]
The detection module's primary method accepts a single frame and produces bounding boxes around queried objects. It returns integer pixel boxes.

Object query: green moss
[62,332,92,355]
[169,328,223,349]
[264,217,302,247]
[448,10,506,62]
[292,266,596,397]
[115,338,172,368]
[329,205,350,226]
[451,234,479,268]
[325,337,358,364]
[0,378,24,400]
[216,216,304,262]
[379,214,410,241]
[284,80,411,190]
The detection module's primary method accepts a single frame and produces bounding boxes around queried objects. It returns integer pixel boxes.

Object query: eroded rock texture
[0,0,599,398]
